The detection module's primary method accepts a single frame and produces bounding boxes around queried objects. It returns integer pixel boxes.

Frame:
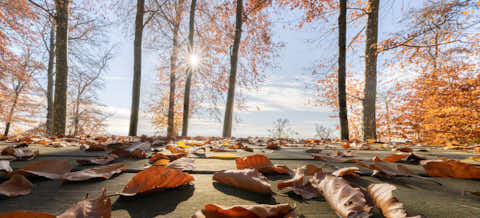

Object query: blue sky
[98,1,418,138]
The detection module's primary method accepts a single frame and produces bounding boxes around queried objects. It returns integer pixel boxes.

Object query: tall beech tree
[181,0,197,137]
[52,0,70,136]
[338,0,349,140]
[128,0,145,137]
[361,0,379,141]
[222,0,243,138]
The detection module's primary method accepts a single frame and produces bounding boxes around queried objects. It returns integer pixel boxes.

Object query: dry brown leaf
[192,203,296,218]
[383,154,410,163]
[311,174,371,218]
[0,160,12,178]
[80,143,108,152]
[236,154,291,174]
[0,174,33,197]
[0,210,55,218]
[277,164,322,199]
[356,162,414,177]
[149,152,186,163]
[332,167,360,177]
[63,163,125,181]
[58,188,111,218]
[368,183,421,218]
[76,154,119,166]
[213,169,272,194]
[1,146,39,160]
[305,148,322,153]
[110,147,145,159]
[330,150,356,157]
[18,159,72,180]
[393,147,413,152]
[121,166,194,196]
[167,158,195,171]
[421,159,480,179]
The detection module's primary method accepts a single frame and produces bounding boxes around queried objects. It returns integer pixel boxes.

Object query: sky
[97,0,417,138]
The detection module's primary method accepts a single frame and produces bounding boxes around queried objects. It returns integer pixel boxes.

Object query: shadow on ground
[213,182,276,204]
[112,185,195,218]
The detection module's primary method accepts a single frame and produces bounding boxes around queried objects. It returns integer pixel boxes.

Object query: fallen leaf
[17,159,72,180]
[332,167,360,177]
[63,163,125,181]
[1,146,39,160]
[80,143,108,152]
[461,156,480,165]
[121,166,194,196]
[110,147,146,159]
[393,147,413,152]
[192,203,296,218]
[277,164,322,199]
[311,174,371,218]
[152,159,170,166]
[76,154,119,166]
[329,150,356,157]
[0,174,33,197]
[167,158,195,171]
[266,143,281,150]
[213,169,273,194]
[0,210,55,218]
[368,183,421,218]
[236,154,291,174]
[58,188,111,218]
[149,152,186,163]
[0,160,12,178]
[421,159,480,179]
[305,148,322,153]
[356,162,414,177]
[167,145,187,154]
[212,154,241,159]
[177,141,191,149]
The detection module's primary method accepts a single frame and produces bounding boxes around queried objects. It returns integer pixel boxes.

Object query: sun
[189,54,200,69]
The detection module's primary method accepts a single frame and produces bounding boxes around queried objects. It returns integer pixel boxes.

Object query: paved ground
[1,142,480,217]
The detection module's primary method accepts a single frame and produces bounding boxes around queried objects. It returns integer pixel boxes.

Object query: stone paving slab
[1,142,480,217]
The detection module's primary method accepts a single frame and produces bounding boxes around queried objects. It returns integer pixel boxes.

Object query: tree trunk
[73,94,81,136]
[222,0,243,138]
[52,0,70,136]
[182,0,197,137]
[46,21,55,136]
[128,0,145,136]
[362,0,379,141]
[338,0,349,141]
[167,19,181,138]
[3,95,18,137]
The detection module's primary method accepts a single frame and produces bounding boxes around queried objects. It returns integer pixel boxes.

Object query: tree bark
[362,0,379,141]
[338,0,349,140]
[3,95,19,137]
[52,0,70,136]
[128,0,145,136]
[46,21,55,136]
[182,0,197,137]
[167,1,183,138]
[222,0,243,138]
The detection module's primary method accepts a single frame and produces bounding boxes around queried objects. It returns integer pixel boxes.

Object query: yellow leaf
[211,154,240,159]
[153,159,170,166]
[177,141,190,149]
[367,139,376,143]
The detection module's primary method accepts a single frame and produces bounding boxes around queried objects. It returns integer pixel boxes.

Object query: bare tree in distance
[267,118,299,139]
[314,124,334,140]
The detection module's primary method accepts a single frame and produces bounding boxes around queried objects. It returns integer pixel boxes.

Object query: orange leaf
[421,159,480,179]
[121,166,194,196]
[150,153,186,163]
[236,154,291,174]
[153,159,170,166]
[0,210,55,218]
[213,169,272,194]
[383,154,410,163]
[332,167,360,177]
[192,203,296,218]
[57,188,111,218]
[0,174,33,197]
[62,163,125,181]
[368,183,421,218]
[17,160,72,180]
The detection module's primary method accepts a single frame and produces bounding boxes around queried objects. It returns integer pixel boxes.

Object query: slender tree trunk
[338,0,349,141]
[46,21,55,136]
[128,0,145,136]
[52,0,70,136]
[167,21,181,138]
[73,94,80,136]
[222,0,243,138]
[182,0,197,137]
[362,0,379,141]
[3,95,19,137]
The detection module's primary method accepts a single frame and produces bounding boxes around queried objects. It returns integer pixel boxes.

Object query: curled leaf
[312,175,371,218]
[368,183,421,218]
[213,169,272,194]
[383,154,410,163]
[121,166,194,196]
[277,164,322,199]
[1,146,39,160]
[76,154,119,166]
[167,158,195,171]
[0,210,55,218]
[332,167,360,177]
[421,159,480,179]
[192,203,297,218]
[149,152,186,163]
[0,174,33,197]
[63,163,125,181]
[58,188,111,218]
[236,154,291,174]
[18,159,72,180]
[356,162,414,177]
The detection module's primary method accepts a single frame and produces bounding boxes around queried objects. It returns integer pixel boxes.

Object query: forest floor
[1,138,480,217]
